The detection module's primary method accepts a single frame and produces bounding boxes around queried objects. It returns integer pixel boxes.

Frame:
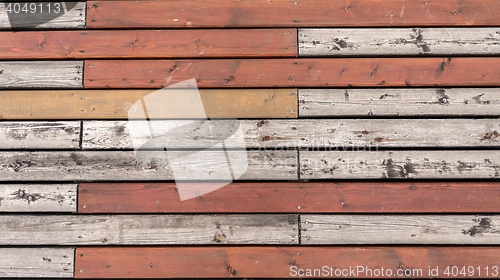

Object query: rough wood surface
[82,119,500,149]
[75,247,500,278]
[0,61,83,88]
[0,248,74,278]
[0,89,297,119]
[84,58,500,88]
[300,28,500,56]
[302,215,500,244]
[86,0,500,28]
[0,122,80,149]
[0,214,297,245]
[78,182,500,213]
[0,29,296,58]
[300,151,500,179]
[0,184,76,212]
[0,150,297,181]
[299,88,500,117]
[0,2,85,29]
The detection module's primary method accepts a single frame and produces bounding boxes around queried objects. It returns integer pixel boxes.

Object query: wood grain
[302,215,500,244]
[300,28,500,56]
[0,2,85,29]
[0,248,73,278]
[0,184,76,212]
[0,29,296,59]
[299,88,500,117]
[0,122,80,149]
[300,151,500,179]
[84,58,500,88]
[0,89,297,119]
[86,0,500,28]
[78,182,500,213]
[75,247,500,278]
[0,61,83,88]
[0,150,297,181]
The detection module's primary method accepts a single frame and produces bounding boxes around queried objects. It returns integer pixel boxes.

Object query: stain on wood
[0,184,76,212]
[0,122,80,149]
[0,61,83,88]
[0,2,85,29]
[0,248,74,277]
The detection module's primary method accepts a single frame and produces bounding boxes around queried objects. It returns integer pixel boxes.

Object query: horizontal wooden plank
[0,2,85,29]
[0,61,83,88]
[0,89,297,119]
[0,184,76,212]
[75,247,500,278]
[300,151,500,179]
[78,182,500,213]
[0,122,80,149]
[0,214,297,245]
[82,119,500,149]
[0,29,296,59]
[300,28,500,56]
[0,248,73,278]
[299,88,500,117]
[86,0,500,28]
[302,215,500,244]
[84,58,500,88]
[0,150,297,181]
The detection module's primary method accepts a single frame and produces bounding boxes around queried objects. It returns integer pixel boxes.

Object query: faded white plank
[300,150,500,179]
[0,184,76,212]
[299,88,500,117]
[302,215,500,244]
[0,2,85,29]
[0,122,80,149]
[0,248,74,278]
[83,119,500,149]
[0,61,83,88]
[0,150,297,181]
[0,214,298,245]
[299,28,500,56]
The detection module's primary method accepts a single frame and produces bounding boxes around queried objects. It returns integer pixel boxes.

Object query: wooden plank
[83,119,500,149]
[0,184,76,212]
[78,182,500,213]
[75,247,500,278]
[0,29,296,59]
[0,248,73,278]
[84,58,500,88]
[86,0,500,28]
[299,88,500,117]
[0,122,80,149]
[0,89,297,119]
[0,150,297,181]
[300,151,500,179]
[0,61,83,88]
[0,2,85,29]
[300,28,500,56]
[0,214,297,245]
[302,215,500,244]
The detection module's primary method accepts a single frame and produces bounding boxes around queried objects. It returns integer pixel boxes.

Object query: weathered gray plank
[0,2,85,29]
[299,88,500,117]
[83,119,500,149]
[0,214,298,245]
[0,122,80,149]
[302,215,500,244]
[0,248,74,278]
[299,28,500,56]
[0,61,83,88]
[300,150,500,179]
[0,184,76,212]
[0,150,297,181]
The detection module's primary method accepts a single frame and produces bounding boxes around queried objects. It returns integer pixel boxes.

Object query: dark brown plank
[86,0,500,28]
[84,58,500,88]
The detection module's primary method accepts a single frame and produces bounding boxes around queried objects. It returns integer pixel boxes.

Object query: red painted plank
[84,58,500,88]
[78,182,500,213]
[87,0,500,28]
[0,29,296,59]
[75,246,500,278]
